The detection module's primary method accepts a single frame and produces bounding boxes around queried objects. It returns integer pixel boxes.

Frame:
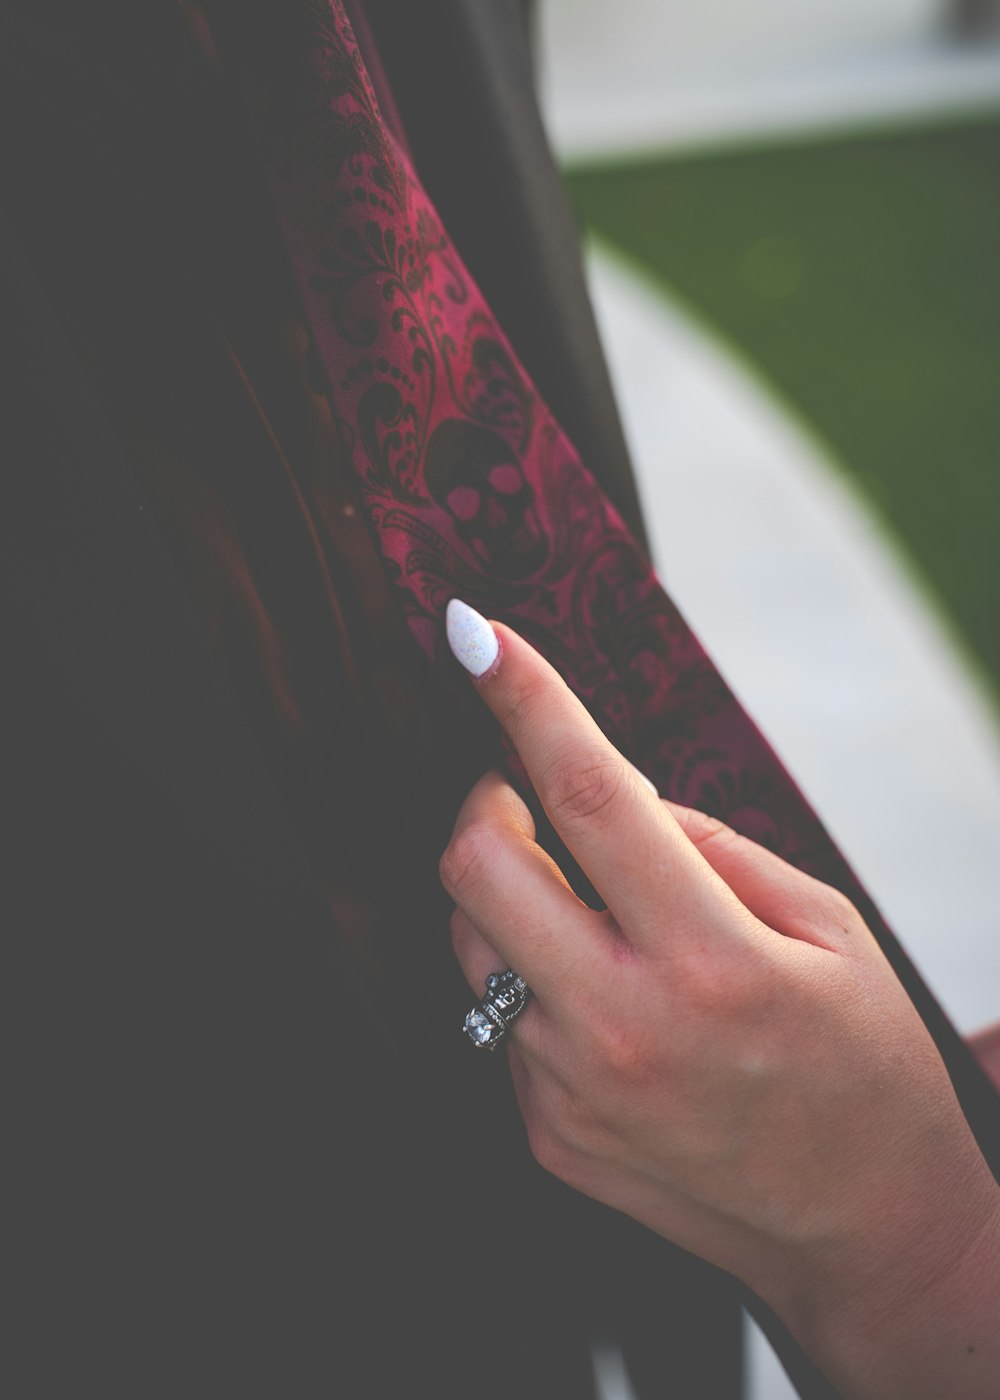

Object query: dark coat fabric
[4,7,996,1400]
[2,6,740,1397]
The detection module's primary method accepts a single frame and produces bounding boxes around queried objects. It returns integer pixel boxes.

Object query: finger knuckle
[675,950,751,1021]
[789,879,864,948]
[815,884,868,949]
[546,753,625,831]
[589,1015,657,1087]
[438,823,494,900]
[822,884,861,928]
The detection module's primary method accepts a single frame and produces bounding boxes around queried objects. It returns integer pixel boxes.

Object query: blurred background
[531,2,1000,1396]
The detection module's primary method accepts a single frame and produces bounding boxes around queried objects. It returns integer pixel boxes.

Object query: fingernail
[446,598,499,678]
[630,761,659,797]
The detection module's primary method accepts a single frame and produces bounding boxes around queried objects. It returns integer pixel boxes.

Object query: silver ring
[463,969,531,1051]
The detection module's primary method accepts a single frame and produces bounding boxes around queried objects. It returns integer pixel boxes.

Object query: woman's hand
[440,604,1000,1400]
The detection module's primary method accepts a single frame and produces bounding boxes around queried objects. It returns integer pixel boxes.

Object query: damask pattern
[235,0,869,897]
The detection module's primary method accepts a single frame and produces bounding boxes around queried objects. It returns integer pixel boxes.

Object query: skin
[440,620,1000,1400]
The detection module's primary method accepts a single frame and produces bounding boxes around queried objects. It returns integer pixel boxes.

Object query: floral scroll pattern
[237,0,865,891]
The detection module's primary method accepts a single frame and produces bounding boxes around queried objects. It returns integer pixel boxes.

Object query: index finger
[445,599,739,942]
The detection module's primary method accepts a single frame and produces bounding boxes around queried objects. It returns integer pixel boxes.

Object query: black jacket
[5,7,996,1398]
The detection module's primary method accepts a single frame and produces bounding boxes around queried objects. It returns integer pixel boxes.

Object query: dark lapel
[1,206,323,899]
[1,196,428,1392]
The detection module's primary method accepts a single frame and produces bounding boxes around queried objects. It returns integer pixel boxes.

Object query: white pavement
[539,0,1000,158]
[533,5,1000,1397]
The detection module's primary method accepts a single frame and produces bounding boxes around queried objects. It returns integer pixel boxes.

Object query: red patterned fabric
[232,0,857,892]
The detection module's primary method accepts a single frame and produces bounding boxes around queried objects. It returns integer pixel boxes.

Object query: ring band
[463,969,531,1051]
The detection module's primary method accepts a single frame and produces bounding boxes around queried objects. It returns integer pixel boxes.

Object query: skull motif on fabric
[424,419,548,580]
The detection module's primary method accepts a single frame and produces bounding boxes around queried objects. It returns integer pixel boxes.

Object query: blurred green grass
[564,115,1000,700]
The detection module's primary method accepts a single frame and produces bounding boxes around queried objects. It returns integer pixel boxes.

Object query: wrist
[764,1152,1000,1398]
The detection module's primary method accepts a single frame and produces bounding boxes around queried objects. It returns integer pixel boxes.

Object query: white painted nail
[446,598,499,678]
